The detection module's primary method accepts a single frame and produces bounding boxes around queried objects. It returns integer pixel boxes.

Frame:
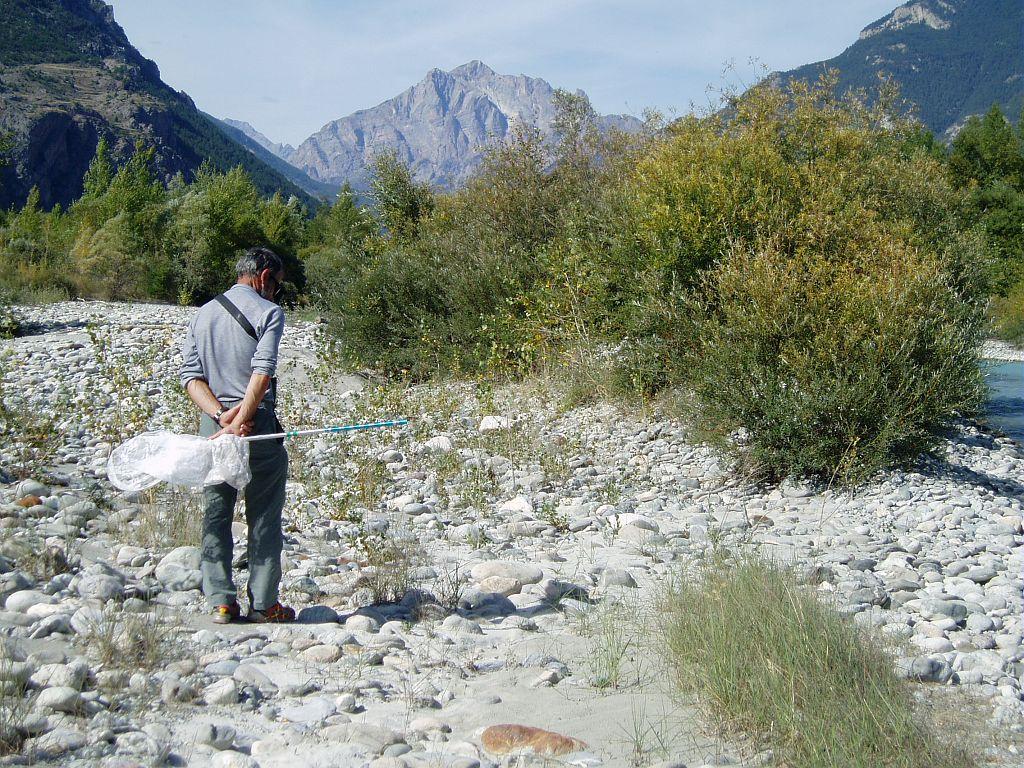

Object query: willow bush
[625,77,987,481]
[319,78,988,481]
[317,102,652,377]
[682,244,986,483]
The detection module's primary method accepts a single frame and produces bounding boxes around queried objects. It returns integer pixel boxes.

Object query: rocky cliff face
[0,0,317,209]
[288,61,642,191]
[778,0,1022,138]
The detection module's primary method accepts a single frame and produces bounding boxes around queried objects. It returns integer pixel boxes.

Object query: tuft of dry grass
[660,551,974,768]
[114,487,203,551]
[83,606,180,671]
[0,643,32,755]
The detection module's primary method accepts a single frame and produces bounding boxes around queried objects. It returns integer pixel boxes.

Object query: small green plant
[425,449,462,491]
[1,535,68,582]
[621,696,671,768]
[578,598,639,691]
[329,458,389,519]
[0,350,64,478]
[0,306,16,339]
[597,477,622,505]
[83,323,156,444]
[474,379,497,415]
[459,462,496,512]
[432,561,465,613]
[352,379,410,425]
[538,500,570,532]
[344,510,421,605]
[538,437,574,483]
[661,551,974,768]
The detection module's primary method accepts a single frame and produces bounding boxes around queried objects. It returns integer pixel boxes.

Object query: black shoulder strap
[214,294,258,341]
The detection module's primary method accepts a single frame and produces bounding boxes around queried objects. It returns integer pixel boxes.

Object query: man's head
[236,247,284,302]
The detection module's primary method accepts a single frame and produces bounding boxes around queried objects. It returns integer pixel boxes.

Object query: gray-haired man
[180,246,295,624]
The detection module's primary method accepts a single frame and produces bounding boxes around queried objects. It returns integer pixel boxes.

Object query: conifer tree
[949,104,1024,190]
[82,137,114,199]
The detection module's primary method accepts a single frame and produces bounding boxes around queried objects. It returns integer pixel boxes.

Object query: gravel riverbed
[0,301,1020,768]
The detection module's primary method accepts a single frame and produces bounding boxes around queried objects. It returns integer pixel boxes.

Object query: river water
[985,360,1024,443]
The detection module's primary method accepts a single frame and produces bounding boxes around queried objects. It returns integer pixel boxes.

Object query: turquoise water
[986,361,1024,443]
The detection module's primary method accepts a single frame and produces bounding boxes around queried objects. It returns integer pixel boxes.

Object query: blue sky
[107,0,900,146]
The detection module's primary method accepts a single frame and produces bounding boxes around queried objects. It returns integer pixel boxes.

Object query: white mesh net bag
[107,431,251,492]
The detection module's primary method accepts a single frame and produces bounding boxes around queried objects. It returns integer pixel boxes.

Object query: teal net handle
[241,419,409,442]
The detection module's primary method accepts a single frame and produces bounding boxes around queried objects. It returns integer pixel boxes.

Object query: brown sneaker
[212,602,241,625]
[248,602,295,623]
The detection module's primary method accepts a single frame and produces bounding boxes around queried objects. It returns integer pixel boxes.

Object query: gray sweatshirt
[180,284,284,404]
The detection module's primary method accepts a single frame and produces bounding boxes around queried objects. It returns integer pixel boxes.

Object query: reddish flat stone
[481,724,587,756]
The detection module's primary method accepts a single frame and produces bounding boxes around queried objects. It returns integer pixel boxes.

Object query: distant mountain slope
[221,119,296,162]
[289,60,644,191]
[0,0,318,209]
[209,116,336,199]
[777,0,1024,138]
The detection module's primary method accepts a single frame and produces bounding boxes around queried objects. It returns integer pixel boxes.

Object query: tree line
[1,78,1021,483]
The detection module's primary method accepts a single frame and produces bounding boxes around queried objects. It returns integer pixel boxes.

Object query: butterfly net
[107,431,251,492]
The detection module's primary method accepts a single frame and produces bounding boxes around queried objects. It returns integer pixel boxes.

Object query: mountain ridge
[775,0,1023,138]
[207,116,333,198]
[286,60,643,191]
[0,0,320,209]
[221,119,296,162]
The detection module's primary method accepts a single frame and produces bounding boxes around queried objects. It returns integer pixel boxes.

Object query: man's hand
[210,405,254,439]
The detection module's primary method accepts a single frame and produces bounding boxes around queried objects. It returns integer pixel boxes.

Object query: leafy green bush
[325,96,654,377]
[948,105,1024,295]
[301,186,379,312]
[0,139,314,306]
[662,551,974,768]
[369,151,435,243]
[0,187,77,302]
[167,164,264,302]
[990,280,1024,343]
[682,244,986,483]
[628,77,967,291]
[627,76,985,481]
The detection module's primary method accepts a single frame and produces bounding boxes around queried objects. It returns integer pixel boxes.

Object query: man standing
[180,246,295,624]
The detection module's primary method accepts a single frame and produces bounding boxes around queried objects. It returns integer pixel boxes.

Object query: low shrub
[681,244,986,483]
[661,551,973,768]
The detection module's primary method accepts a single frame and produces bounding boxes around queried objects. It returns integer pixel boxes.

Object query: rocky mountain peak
[450,59,496,80]
[221,118,296,161]
[859,0,957,40]
[287,61,642,191]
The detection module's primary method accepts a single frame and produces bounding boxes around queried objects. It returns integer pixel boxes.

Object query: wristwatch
[214,407,225,424]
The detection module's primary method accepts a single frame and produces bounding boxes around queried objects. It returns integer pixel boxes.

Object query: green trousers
[199,404,288,611]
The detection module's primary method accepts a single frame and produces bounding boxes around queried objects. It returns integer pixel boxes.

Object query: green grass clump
[661,552,973,768]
